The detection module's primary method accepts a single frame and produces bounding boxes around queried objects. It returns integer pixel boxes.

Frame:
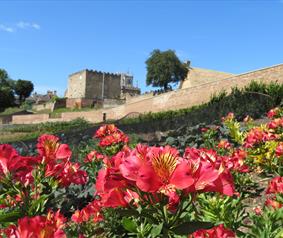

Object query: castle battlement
[69,69,132,78]
[66,68,140,106]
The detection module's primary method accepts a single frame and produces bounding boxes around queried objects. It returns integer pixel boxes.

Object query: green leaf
[173,221,214,235]
[0,209,22,223]
[122,217,138,233]
[151,223,163,237]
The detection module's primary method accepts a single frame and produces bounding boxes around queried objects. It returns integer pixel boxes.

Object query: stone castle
[11,63,283,125]
[65,69,140,108]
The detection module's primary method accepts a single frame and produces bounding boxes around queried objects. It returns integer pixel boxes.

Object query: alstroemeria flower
[37,134,72,163]
[266,177,283,194]
[72,200,103,224]
[3,210,66,238]
[190,224,235,238]
[0,144,38,185]
[275,142,283,157]
[120,145,181,193]
[95,124,118,138]
[170,148,235,196]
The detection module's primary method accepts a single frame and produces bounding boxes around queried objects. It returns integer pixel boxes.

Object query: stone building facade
[65,69,140,108]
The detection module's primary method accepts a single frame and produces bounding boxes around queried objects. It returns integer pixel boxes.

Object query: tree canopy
[145,49,189,90]
[0,68,34,111]
[14,79,34,103]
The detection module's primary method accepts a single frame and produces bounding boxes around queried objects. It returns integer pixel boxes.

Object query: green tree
[14,79,34,103]
[0,87,15,111]
[145,49,189,90]
[0,69,15,111]
[0,69,10,87]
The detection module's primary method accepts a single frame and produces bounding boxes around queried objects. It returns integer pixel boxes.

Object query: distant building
[26,90,57,104]
[65,69,140,108]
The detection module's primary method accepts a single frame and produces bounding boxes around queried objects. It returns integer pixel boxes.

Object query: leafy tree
[0,69,15,111]
[145,49,189,90]
[0,87,15,111]
[14,79,34,103]
[0,69,10,87]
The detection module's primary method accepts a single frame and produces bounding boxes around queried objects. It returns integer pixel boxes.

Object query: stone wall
[59,63,283,123]
[11,63,283,125]
[85,71,121,100]
[66,70,87,98]
[126,92,154,104]
[180,67,235,89]
[32,102,54,112]
[66,98,94,109]
[12,114,50,124]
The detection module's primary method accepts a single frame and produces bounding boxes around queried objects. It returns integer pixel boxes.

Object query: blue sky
[1,0,283,96]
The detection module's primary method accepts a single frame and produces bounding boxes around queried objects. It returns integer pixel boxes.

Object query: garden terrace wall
[12,114,49,124]
[11,63,283,125]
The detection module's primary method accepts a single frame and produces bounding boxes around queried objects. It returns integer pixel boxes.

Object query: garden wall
[12,114,50,124]
[11,63,283,124]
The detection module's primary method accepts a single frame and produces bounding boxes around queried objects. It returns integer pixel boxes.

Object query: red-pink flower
[3,210,66,238]
[100,188,128,208]
[72,200,103,223]
[253,206,262,215]
[267,108,279,119]
[170,148,235,196]
[57,162,88,186]
[217,140,231,150]
[95,124,118,138]
[84,150,104,163]
[120,145,181,193]
[243,127,278,148]
[222,112,234,122]
[99,131,129,147]
[37,134,72,163]
[265,198,283,209]
[190,224,235,238]
[226,150,249,173]
[275,142,283,157]
[266,177,283,194]
[0,144,38,185]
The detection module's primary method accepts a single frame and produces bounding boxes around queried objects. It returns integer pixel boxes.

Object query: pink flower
[190,224,235,238]
[275,142,283,157]
[267,108,279,119]
[266,177,283,194]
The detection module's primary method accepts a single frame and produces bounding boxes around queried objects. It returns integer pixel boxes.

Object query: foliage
[0,118,91,143]
[0,68,35,111]
[119,81,283,131]
[1,108,283,237]
[0,87,15,112]
[145,49,188,90]
[14,79,34,103]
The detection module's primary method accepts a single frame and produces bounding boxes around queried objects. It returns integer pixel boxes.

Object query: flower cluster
[265,176,283,209]
[1,210,66,238]
[95,124,128,147]
[190,224,235,238]
[243,126,278,148]
[71,200,103,224]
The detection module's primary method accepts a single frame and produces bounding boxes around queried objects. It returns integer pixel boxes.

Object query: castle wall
[11,63,283,125]
[66,71,87,98]
[180,67,235,89]
[85,71,121,100]
[60,63,283,123]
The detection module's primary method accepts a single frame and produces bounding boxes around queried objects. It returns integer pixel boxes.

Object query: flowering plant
[1,109,283,237]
